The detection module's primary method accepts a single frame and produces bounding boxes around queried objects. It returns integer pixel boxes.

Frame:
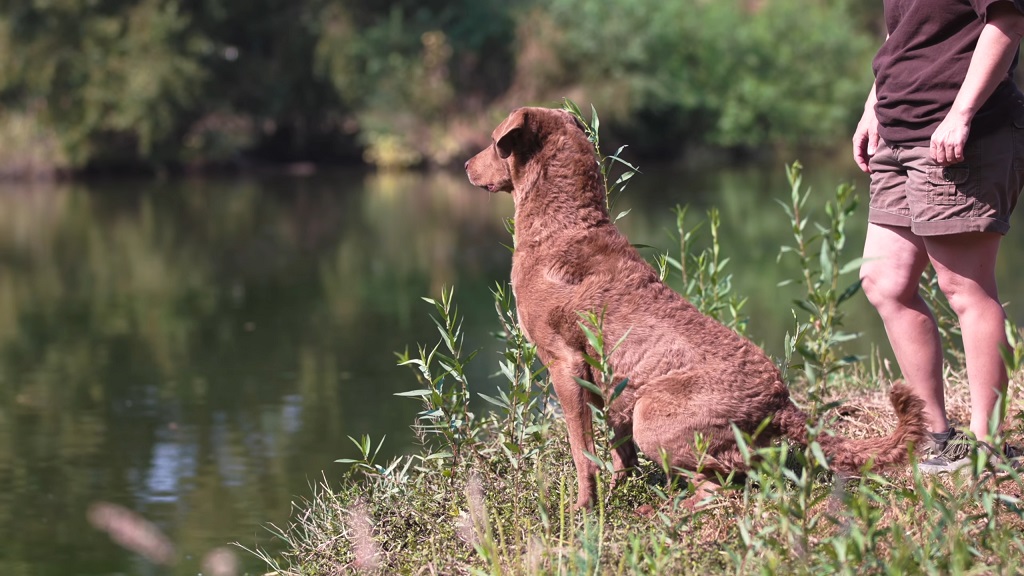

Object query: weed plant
[248,106,1024,575]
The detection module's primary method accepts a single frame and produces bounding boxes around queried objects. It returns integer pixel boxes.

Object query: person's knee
[925,232,1002,318]
[934,273,998,319]
[935,275,968,317]
[860,264,917,311]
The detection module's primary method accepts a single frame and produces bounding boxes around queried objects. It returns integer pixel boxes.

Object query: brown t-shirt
[873,0,1024,146]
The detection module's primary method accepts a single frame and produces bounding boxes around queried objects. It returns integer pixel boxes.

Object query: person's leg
[860,223,949,434]
[923,232,1008,442]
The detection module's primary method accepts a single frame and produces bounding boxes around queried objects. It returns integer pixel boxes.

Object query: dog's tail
[772,382,927,472]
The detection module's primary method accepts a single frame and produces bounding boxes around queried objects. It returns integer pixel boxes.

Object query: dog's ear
[494,108,527,159]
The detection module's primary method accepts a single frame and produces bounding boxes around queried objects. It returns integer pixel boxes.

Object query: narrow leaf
[394,389,433,398]
[574,377,603,396]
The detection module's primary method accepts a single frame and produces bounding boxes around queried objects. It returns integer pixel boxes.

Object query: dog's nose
[464,160,469,170]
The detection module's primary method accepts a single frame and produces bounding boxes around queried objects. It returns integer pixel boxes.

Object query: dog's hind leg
[632,380,746,507]
[610,421,638,490]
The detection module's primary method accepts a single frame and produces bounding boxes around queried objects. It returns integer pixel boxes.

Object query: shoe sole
[918,457,971,476]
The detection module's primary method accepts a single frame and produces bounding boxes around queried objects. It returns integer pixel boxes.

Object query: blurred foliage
[0,107,67,178]
[536,0,877,156]
[0,0,207,166]
[0,0,883,174]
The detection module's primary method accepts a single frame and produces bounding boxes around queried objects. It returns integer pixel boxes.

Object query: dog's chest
[509,262,534,343]
[510,252,555,344]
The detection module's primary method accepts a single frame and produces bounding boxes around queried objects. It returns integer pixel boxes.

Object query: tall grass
[247,107,1024,575]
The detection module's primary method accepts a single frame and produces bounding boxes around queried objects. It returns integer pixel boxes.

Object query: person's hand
[853,107,880,173]
[930,111,971,165]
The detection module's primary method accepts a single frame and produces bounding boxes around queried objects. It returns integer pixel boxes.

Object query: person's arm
[931,2,1024,165]
[853,83,880,174]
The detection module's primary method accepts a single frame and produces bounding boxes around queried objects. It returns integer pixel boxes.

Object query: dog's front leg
[550,360,599,510]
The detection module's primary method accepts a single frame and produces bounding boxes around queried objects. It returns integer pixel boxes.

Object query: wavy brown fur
[465,106,928,509]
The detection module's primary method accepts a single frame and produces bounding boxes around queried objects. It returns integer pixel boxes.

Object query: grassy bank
[247,110,1024,575]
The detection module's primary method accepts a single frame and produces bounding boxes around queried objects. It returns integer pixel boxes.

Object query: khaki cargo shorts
[868,107,1024,236]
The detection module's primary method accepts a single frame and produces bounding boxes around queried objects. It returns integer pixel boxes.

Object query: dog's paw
[634,504,656,518]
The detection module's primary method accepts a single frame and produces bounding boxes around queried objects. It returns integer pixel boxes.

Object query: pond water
[0,161,1021,575]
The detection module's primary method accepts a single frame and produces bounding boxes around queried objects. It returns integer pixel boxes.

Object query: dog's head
[465,107,587,194]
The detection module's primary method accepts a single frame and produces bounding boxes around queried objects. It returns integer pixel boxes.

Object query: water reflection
[0,171,512,575]
[0,163,1019,575]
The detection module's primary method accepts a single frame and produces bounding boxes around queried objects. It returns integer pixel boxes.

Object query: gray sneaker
[993,443,1024,471]
[918,428,974,475]
[918,428,1023,475]
[917,433,947,461]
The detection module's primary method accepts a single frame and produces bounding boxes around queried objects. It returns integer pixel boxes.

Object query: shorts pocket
[926,166,968,206]
[1012,97,1024,129]
[1012,97,1024,174]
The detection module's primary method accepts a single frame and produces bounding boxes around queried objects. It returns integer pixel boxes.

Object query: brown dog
[465,106,926,510]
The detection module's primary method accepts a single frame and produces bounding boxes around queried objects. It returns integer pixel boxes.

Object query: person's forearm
[865,82,878,111]
[950,5,1024,121]
[854,81,880,173]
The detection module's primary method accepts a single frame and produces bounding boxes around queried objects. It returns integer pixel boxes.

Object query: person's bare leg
[860,223,949,433]
[924,232,1007,442]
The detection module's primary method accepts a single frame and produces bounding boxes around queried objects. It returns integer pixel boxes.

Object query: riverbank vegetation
[247,110,1024,575]
[0,0,883,177]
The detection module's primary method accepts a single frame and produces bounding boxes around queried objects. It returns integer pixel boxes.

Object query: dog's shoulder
[519,224,651,286]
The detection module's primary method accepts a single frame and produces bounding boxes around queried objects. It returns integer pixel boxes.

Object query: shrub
[512,0,875,155]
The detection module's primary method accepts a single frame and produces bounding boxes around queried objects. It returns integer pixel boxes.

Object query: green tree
[515,0,875,155]
[0,0,883,172]
[0,0,207,166]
